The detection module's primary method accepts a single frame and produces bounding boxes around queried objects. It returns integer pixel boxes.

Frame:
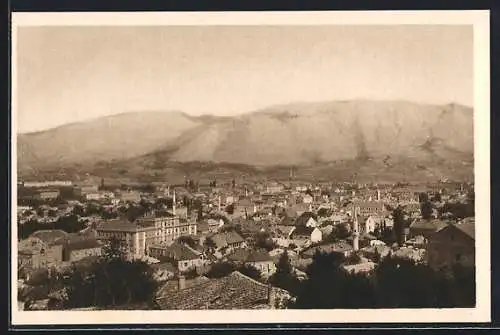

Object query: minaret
[377,189,381,202]
[172,189,176,216]
[218,195,221,212]
[353,206,359,251]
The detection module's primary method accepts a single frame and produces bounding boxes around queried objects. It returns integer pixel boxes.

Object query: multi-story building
[22,180,73,188]
[351,201,385,217]
[119,191,141,203]
[96,219,157,256]
[34,189,60,201]
[74,184,99,198]
[136,209,197,242]
[97,212,197,257]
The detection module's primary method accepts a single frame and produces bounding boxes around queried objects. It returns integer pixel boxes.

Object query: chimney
[178,275,186,291]
[267,283,276,309]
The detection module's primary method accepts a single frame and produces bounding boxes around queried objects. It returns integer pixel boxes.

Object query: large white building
[97,210,197,257]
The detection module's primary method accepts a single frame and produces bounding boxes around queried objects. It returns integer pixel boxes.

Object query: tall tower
[377,189,381,202]
[353,206,359,251]
[218,195,221,212]
[172,189,176,216]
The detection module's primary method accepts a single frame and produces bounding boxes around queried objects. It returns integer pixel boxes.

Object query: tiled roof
[227,248,251,262]
[246,250,272,263]
[290,226,314,237]
[276,225,295,236]
[302,241,353,258]
[30,230,68,244]
[295,212,317,227]
[280,216,296,226]
[156,271,280,310]
[409,220,449,237]
[451,223,475,240]
[97,219,156,232]
[210,231,245,249]
[155,242,201,261]
[352,201,384,209]
[65,238,102,252]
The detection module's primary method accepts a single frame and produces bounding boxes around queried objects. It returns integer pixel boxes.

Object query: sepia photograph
[11,10,490,325]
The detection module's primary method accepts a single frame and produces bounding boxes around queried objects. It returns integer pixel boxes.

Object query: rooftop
[155,271,285,310]
[96,219,157,232]
[30,230,69,244]
[302,241,353,258]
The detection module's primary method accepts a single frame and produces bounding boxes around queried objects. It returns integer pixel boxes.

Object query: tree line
[269,250,475,309]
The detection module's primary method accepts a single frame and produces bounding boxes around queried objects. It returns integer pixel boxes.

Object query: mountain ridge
[17,100,474,182]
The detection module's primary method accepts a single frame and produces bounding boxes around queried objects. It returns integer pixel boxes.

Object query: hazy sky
[16,25,473,133]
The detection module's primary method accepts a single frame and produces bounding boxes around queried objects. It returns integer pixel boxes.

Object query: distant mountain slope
[17,100,473,181]
[153,100,473,165]
[18,111,199,172]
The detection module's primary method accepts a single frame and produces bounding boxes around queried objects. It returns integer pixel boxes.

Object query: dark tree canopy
[291,251,475,309]
[205,261,264,282]
[269,252,300,295]
[392,206,406,246]
[62,238,158,309]
[420,201,433,220]
[177,235,198,249]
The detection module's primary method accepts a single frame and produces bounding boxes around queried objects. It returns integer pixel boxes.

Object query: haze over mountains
[17,100,474,182]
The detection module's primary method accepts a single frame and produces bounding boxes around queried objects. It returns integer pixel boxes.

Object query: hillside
[17,100,474,182]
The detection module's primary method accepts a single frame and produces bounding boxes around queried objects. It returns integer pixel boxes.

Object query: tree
[62,237,157,309]
[237,264,263,282]
[392,206,406,246]
[54,215,86,233]
[178,236,198,249]
[205,262,236,279]
[36,208,45,218]
[254,232,277,251]
[225,203,235,215]
[126,205,144,223]
[317,208,331,218]
[269,252,300,295]
[418,193,429,203]
[420,201,433,220]
[203,237,217,254]
[327,223,350,242]
[373,255,453,308]
[72,205,85,217]
[431,192,442,202]
[291,251,375,309]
